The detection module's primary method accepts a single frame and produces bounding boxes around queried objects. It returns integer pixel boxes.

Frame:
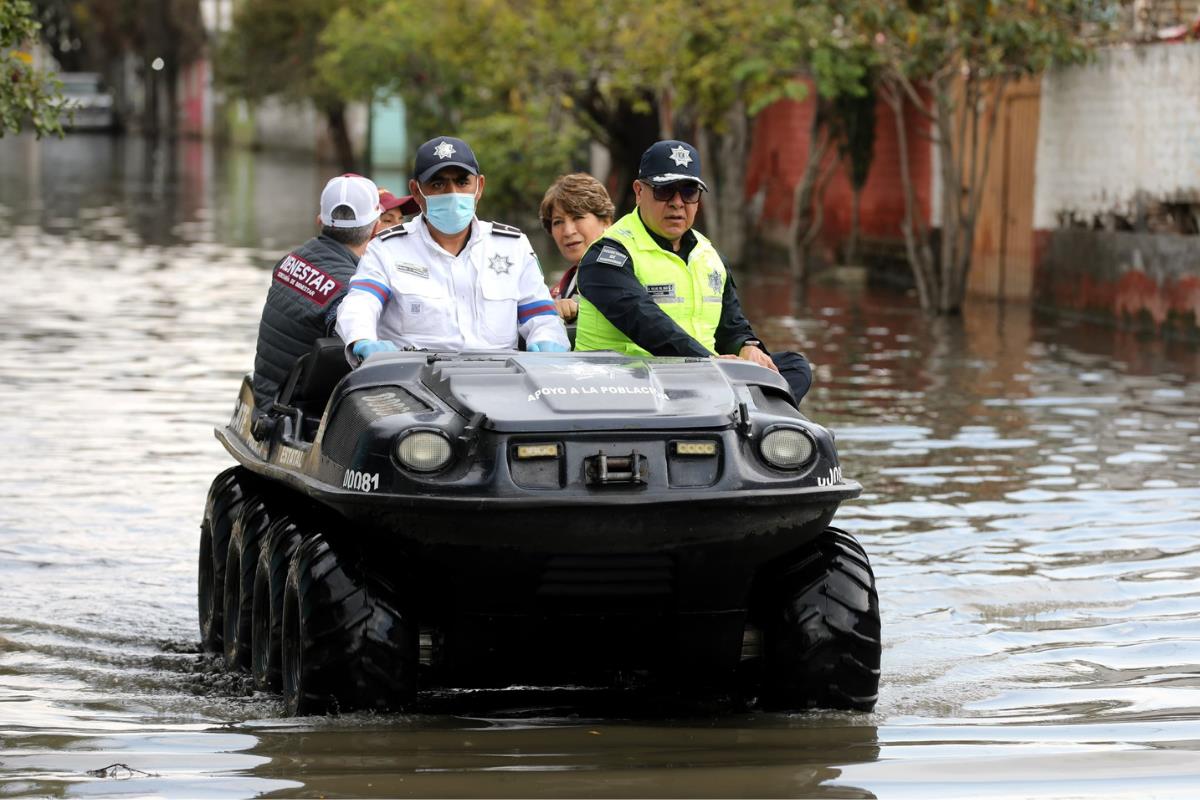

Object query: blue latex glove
[527,340,569,353]
[352,339,399,360]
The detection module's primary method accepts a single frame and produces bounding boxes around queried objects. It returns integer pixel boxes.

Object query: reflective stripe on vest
[575,210,725,356]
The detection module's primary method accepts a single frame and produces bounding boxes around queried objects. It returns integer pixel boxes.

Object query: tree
[319,0,866,264]
[31,0,206,135]
[774,5,878,282]
[144,0,206,136]
[859,1,1104,314]
[658,0,817,266]
[1,0,67,137]
[218,0,358,169]
[318,0,668,212]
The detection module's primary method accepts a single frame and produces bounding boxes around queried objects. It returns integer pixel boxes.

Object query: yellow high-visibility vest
[575,210,725,355]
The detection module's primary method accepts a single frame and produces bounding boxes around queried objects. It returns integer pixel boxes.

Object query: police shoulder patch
[490,221,523,238]
[378,225,409,241]
[596,245,629,267]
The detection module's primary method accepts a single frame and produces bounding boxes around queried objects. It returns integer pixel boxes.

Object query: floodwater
[1,133,1198,799]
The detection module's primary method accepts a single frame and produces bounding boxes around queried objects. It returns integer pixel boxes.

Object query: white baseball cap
[319,174,382,228]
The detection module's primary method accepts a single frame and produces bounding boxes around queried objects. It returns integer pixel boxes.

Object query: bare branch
[885,83,934,311]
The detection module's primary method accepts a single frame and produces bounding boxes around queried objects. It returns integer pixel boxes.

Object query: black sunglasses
[643,181,702,204]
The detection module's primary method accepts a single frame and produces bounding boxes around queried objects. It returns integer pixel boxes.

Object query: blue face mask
[420,188,476,235]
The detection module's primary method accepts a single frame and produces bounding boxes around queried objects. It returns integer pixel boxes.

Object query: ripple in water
[1,133,1199,798]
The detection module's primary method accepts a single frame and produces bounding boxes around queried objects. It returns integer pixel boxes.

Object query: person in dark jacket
[251,174,381,412]
[574,140,812,400]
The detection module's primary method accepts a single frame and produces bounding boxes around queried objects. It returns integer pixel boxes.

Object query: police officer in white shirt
[337,136,570,362]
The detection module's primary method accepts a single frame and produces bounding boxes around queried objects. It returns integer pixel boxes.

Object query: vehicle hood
[421,353,739,431]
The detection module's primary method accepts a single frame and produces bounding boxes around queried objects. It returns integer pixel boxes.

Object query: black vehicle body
[202,340,879,712]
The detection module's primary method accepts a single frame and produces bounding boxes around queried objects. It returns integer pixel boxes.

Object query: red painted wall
[179,59,207,137]
[745,84,933,260]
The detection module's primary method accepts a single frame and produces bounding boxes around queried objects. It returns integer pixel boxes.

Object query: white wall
[1034,42,1200,229]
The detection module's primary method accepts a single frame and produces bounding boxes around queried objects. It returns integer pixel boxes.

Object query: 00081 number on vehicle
[342,470,379,492]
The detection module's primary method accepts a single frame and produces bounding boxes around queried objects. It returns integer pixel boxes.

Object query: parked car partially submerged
[59,72,117,131]
[198,339,882,715]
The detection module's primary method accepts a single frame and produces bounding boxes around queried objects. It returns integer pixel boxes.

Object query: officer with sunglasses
[574,140,812,401]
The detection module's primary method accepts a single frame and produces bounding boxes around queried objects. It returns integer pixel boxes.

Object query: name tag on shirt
[647,283,682,303]
[395,262,429,278]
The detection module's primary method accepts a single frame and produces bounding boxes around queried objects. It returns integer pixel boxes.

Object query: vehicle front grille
[537,554,674,610]
[321,387,427,467]
[427,359,522,382]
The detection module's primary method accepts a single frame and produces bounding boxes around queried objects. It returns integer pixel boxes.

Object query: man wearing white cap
[337,135,569,361]
[251,173,382,411]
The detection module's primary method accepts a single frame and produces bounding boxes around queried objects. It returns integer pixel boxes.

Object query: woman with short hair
[539,173,615,321]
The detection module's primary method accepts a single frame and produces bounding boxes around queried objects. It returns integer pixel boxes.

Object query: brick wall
[744,85,933,260]
[1034,42,1200,229]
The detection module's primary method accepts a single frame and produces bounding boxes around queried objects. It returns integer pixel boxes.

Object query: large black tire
[758,527,881,712]
[251,515,305,691]
[281,532,417,715]
[223,494,273,671]
[198,467,251,653]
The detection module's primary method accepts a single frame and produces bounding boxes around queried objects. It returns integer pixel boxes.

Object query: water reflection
[242,713,880,799]
[1,133,1199,798]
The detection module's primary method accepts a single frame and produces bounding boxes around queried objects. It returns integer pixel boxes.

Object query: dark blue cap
[413,136,480,183]
[637,140,708,191]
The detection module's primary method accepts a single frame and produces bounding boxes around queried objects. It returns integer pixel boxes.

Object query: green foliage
[804,5,880,102]
[313,0,885,212]
[1,0,67,137]
[316,0,660,208]
[666,0,813,124]
[461,103,589,223]
[865,0,1104,86]
[217,0,351,112]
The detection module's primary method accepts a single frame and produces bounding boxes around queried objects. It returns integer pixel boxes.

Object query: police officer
[574,140,812,400]
[252,173,382,412]
[337,136,569,360]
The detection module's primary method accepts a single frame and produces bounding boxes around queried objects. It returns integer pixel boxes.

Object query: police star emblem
[669,145,693,167]
[488,254,513,275]
[708,268,722,294]
[433,140,456,160]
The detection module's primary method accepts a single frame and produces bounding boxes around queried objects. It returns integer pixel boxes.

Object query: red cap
[378,188,419,215]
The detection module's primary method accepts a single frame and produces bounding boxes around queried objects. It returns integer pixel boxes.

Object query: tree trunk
[787,102,832,284]
[141,0,166,137]
[579,87,659,212]
[932,75,1006,314]
[846,188,862,265]
[883,82,935,312]
[165,62,179,138]
[936,91,957,313]
[326,104,356,173]
[696,102,750,267]
[884,66,1010,316]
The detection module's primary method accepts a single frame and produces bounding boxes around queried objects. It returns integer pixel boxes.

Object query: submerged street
[1,133,1199,798]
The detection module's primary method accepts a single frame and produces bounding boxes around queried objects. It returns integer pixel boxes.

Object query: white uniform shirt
[336,215,569,353]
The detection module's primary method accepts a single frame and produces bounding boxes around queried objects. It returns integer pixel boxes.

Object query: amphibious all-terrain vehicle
[198,339,880,715]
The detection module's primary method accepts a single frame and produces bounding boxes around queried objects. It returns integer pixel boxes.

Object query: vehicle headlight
[394,430,453,472]
[759,427,815,470]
